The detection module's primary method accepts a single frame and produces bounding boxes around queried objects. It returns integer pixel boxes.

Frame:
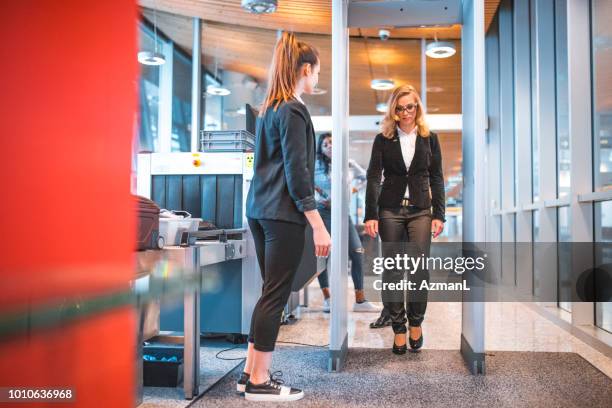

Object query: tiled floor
[278,280,612,378]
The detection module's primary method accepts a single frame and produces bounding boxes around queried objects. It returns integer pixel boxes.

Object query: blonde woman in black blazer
[364,84,445,354]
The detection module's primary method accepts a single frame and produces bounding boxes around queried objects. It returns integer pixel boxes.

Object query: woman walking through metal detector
[364,84,446,354]
[241,32,331,402]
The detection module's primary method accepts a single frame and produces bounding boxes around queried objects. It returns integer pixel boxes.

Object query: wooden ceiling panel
[141,0,501,37]
[140,0,332,34]
[143,2,472,116]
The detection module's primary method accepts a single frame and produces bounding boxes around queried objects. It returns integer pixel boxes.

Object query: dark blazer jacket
[364,129,446,222]
[246,99,316,225]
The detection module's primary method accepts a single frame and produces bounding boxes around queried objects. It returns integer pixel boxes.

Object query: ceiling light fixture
[139,0,166,66]
[371,79,395,91]
[206,40,231,96]
[426,41,456,58]
[378,29,390,41]
[376,102,388,113]
[361,29,395,113]
[138,51,166,66]
[241,0,278,14]
[312,88,327,95]
[206,85,231,96]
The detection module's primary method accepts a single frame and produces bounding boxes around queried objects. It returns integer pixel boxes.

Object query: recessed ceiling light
[371,79,395,91]
[378,29,390,41]
[427,86,444,93]
[427,106,440,112]
[138,51,166,66]
[241,0,277,14]
[312,88,327,95]
[206,85,231,96]
[376,102,388,113]
[426,41,456,58]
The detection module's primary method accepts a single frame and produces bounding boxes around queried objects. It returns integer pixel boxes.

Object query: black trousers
[379,207,432,333]
[247,218,305,352]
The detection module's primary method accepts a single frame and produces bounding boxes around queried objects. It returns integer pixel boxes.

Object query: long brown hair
[380,84,430,138]
[260,32,319,115]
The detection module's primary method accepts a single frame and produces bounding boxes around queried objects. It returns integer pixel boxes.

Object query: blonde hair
[260,32,319,115]
[380,84,430,138]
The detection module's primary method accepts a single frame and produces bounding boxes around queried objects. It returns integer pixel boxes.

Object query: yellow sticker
[192,153,202,167]
[245,153,254,169]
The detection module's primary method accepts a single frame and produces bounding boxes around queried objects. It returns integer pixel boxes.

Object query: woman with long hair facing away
[364,84,445,355]
[241,32,331,402]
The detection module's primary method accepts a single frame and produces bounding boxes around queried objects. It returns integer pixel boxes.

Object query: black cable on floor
[215,345,247,361]
[276,340,329,348]
[215,340,328,362]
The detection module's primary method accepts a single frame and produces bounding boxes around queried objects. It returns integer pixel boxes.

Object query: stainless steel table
[136,238,246,399]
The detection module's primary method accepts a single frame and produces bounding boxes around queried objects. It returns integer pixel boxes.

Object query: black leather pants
[379,207,432,333]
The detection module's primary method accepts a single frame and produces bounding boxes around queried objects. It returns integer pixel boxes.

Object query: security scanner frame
[326,0,487,374]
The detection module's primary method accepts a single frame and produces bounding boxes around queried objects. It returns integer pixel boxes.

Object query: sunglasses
[395,103,418,114]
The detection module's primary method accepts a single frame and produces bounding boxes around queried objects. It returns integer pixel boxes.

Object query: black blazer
[246,99,316,225]
[364,130,445,222]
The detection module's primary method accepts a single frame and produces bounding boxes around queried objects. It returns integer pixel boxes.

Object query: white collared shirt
[398,126,418,198]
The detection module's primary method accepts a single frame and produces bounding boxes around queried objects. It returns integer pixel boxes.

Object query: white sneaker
[353,301,382,312]
[322,298,330,313]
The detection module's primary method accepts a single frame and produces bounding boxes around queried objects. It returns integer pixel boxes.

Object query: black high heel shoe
[370,313,391,329]
[408,328,423,352]
[392,334,407,355]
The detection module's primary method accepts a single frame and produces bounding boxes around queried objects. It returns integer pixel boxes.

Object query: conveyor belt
[180,228,247,245]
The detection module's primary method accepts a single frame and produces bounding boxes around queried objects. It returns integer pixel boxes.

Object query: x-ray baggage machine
[137,150,260,337]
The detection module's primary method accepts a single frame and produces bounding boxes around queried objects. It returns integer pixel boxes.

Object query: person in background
[242,32,331,402]
[370,305,392,329]
[364,84,446,354]
[314,133,381,313]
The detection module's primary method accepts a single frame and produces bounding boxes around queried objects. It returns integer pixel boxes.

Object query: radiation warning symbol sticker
[245,153,254,169]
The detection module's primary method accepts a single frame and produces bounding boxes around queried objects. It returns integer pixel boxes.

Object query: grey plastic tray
[200,130,255,152]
